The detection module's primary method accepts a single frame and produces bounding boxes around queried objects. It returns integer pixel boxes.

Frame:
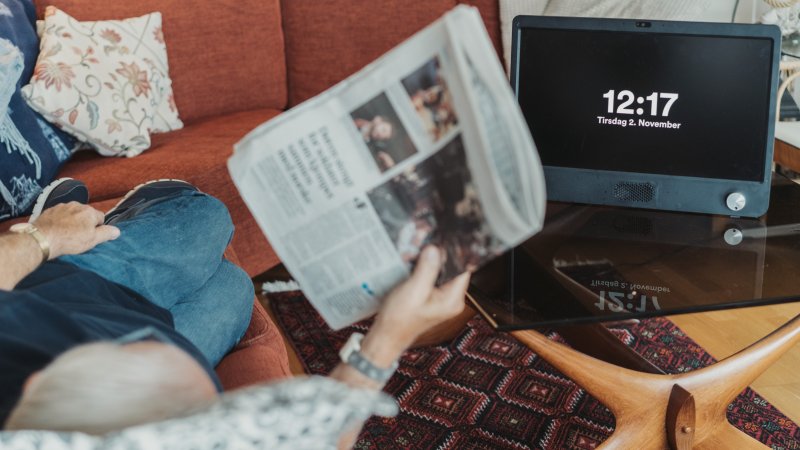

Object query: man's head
[4,341,217,434]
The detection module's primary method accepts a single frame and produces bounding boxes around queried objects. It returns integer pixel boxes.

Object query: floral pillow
[21,7,182,157]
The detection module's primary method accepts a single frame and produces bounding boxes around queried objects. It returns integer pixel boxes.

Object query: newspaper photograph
[367,135,504,280]
[402,57,459,143]
[350,92,418,173]
[228,5,546,329]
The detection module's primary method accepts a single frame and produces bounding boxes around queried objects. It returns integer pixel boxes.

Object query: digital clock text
[603,90,679,116]
[594,290,662,313]
[596,90,683,130]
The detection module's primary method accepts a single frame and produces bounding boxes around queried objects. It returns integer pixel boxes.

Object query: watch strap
[339,332,399,384]
[9,223,50,264]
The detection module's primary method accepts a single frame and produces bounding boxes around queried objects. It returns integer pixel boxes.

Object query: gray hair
[4,342,216,435]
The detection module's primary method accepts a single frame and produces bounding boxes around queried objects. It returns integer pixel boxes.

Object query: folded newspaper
[228,5,546,329]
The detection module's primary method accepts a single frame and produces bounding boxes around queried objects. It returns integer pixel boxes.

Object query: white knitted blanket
[499,0,738,72]
[544,0,723,20]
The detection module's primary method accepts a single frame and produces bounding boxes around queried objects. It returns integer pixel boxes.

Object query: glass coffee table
[467,174,800,450]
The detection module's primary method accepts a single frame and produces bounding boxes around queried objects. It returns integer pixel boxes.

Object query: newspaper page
[228,5,546,329]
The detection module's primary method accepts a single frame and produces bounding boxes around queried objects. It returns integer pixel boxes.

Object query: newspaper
[228,5,546,329]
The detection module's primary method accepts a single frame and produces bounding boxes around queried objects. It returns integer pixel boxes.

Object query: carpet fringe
[261,280,300,293]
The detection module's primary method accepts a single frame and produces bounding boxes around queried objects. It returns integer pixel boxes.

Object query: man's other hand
[362,246,470,367]
[33,202,121,259]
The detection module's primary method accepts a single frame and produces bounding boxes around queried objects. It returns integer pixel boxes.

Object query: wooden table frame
[466,292,800,449]
[775,139,800,174]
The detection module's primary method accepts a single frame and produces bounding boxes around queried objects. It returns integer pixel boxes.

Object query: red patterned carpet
[267,291,800,449]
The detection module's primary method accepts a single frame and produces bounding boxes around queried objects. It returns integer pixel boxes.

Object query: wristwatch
[9,223,50,264]
[339,332,399,384]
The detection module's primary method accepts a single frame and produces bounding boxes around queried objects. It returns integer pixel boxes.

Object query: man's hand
[33,202,120,260]
[361,246,470,367]
[332,246,469,449]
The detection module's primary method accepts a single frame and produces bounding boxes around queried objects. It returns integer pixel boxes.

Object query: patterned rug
[267,290,800,449]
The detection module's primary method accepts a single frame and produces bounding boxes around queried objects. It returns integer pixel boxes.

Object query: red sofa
[7,0,504,389]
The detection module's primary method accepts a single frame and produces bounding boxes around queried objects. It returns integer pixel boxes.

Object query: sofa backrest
[281,0,502,107]
[31,0,502,120]
[34,0,288,124]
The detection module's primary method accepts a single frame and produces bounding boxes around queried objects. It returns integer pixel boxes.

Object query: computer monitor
[510,16,781,217]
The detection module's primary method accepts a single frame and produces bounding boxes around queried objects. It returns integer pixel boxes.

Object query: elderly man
[0,177,469,447]
[0,178,255,432]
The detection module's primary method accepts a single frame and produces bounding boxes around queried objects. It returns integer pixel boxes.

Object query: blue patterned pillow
[0,0,76,220]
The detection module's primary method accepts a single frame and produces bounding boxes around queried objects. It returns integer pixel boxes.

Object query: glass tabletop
[468,174,800,331]
[784,32,800,58]
[781,31,800,58]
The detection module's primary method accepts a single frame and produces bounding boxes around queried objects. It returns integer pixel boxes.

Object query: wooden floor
[669,303,800,424]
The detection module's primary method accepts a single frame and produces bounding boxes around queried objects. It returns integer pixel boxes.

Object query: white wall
[735,0,771,23]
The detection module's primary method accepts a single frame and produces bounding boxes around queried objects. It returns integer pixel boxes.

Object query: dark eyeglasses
[113,326,175,346]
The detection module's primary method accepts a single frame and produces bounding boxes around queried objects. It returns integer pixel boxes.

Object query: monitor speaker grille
[613,182,655,203]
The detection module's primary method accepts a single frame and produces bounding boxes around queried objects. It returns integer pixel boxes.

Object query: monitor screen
[516,28,775,183]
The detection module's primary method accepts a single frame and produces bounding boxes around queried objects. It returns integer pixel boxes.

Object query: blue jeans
[60,191,254,366]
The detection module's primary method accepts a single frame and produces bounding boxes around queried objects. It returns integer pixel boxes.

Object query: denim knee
[189,193,235,245]
[169,259,255,365]
[224,261,255,343]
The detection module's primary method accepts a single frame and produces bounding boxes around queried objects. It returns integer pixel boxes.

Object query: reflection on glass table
[466,174,800,449]
[784,32,800,58]
[469,174,800,330]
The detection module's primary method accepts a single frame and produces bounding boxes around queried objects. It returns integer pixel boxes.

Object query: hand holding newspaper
[229,5,546,329]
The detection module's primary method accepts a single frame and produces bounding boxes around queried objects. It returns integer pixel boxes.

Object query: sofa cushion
[282,1,503,107]
[59,108,284,276]
[59,109,279,198]
[282,0,458,106]
[0,0,76,220]
[215,300,292,390]
[34,0,288,124]
[23,7,182,157]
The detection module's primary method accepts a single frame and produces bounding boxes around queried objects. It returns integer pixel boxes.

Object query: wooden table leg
[666,385,695,450]
[556,323,665,374]
[510,313,800,449]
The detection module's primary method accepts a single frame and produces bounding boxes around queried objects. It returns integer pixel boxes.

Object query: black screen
[516,28,775,182]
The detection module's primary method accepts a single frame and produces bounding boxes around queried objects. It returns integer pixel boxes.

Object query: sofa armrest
[215,299,292,390]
